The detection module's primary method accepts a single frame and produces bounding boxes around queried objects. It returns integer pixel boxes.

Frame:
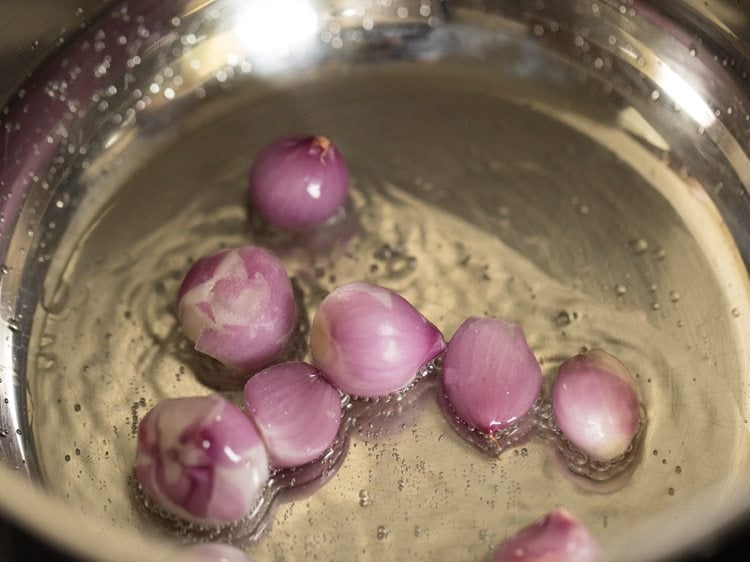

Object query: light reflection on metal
[233,0,319,57]
[656,63,717,128]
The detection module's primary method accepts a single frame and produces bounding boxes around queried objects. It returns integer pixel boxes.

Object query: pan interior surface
[2,2,749,561]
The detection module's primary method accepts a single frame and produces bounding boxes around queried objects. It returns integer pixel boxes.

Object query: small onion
[442,317,542,433]
[310,281,446,397]
[493,509,601,562]
[552,349,640,461]
[243,361,342,469]
[177,246,296,371]
[134,395,269,526]
[249,135,349,231]
[179,543,253,562]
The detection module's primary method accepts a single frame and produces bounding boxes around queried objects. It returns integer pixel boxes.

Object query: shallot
[310,281,445,397]
[493,509,601,562]
[134,395,269,526]
[243,361,342,468]
[552,349,640,461]
[249,134,349,231]
[177,246,296,371]
[443,317,542,433]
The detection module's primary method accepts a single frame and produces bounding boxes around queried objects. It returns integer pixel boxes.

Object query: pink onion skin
[552,349,640,461]
[442,317,542,433]
[243,361,342,469]
[180,543,253,562]
[249,135,349,231]
[134,395,269,526]
[310,281,446,397]
[493,509,601,562]
[177,246,296,372]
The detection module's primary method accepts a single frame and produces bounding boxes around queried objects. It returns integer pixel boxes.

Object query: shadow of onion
[435,387,539,457]
[347,368,441,439]
[536,402,647,488]
[548,441,644,494]
[245,198,361,260]
[269,427,351,504]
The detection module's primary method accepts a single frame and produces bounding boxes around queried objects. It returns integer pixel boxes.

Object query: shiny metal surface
[0,0,109,106]
[1,1,750,561]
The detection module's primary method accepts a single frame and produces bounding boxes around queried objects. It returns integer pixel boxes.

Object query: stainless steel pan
[1,1,749,560]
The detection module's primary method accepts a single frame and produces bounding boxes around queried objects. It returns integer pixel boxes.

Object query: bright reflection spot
[103,131,121,150]
[306,181,322,199]
[223,445,241,462]
[234,0,318,55]
[657,64,716,128]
